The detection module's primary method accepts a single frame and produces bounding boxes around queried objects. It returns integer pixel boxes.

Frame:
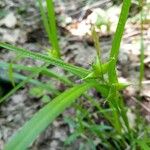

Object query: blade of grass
[38,0,52,47]
[14,73,59,94]
[0,43,90,78]
[0,72,40,104]
[0,70,59,104]
[4,82,93,150]
[108,0,131,83]
[106,0,133,142]
[0,61,72,85]
[46,0,60,58]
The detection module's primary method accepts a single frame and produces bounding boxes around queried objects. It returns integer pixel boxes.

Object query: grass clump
[0,0,149,149]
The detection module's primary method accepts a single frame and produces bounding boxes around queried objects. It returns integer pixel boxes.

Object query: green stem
[108,0,131,83]
[46,0,60,58]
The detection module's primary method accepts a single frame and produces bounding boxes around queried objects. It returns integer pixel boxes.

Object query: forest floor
[0,0,150,149]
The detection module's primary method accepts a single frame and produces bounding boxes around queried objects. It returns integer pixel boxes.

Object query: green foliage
[29,87,46,98]
[0,0,149,149]
[0,63,59,103]
[0,43,89,78]
[8,63,15,87]
[4,83,93,150]
[38,0,60,58]
[108,0,131,83]
[137,139,150,150]
[0,61,72,85]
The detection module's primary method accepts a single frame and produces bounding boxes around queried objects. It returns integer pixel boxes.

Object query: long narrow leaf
[0,72,40,104]
[0,43,89,78]
[38,0,52,46]
[0,61,72,85]
[46,0,60,57]
[108,0,131,83]
[4,82,93,150]
[0,71,59,104]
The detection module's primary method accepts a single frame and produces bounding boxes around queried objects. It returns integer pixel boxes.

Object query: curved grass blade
[0,72,39,104]
[14,73,59,94]
[0,71,59,104]
[0,61,72,85]
[108,0,131,83]
[4,82,93,150]
[0,43,89,78]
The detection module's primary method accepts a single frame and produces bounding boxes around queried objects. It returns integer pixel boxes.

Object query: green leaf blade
[4,82,93,150]
[38,0,52,46]
[46,0,60,57]
[0,43,89,78]
[108,0,131,83]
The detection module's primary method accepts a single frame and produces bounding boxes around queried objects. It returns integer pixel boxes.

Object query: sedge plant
[0,0,149,149]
